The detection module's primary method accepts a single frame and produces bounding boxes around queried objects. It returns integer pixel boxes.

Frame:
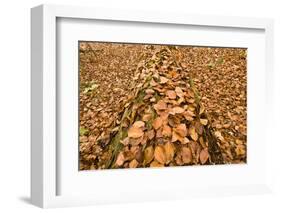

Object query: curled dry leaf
[182,147,192,164]
[129,159,139,168]
[162,124,172,137]
[166,90,177,99]
[150,161,164,168]
[164,142,175,164]
[189,126,198,141]
[154,145,167,164]
[152,117,163,130]
[174,123,187,137]
[214,131,224,141]
[199,148,209,164]
[144,146,154,165]
[128,126,144,138]
[200,119,208,126]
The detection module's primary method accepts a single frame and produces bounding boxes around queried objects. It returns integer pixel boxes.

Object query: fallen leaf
[175,87,184,97]
[144,146,154,165]
[120,137,130,145]
[166,90,177,99]
[164,142,175,163]
[162,124,172,137]
[145,88,155,95]
[133,121,145,128]
[146,129,155,140]
[169,106,185,115]
[128,126,144,138]
[152,117,163,130]
[174,123,187,137]
[159,76,169,84]
[129,159,139,168]
[182,147,192,164]
[199,148,209,164]
[171,131,184,143]
[189,126,198,141]
[154,100,167,111]
[150,161,164,167]
[115,152,125,166]
[154,145,167,164]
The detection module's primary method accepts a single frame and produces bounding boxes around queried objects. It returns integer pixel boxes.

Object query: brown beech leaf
[154,145,167,164]
[169,106,185,115]
[175,87,184,97]
[166,90,177,99]
[115,152,125,166]
[153,100,167,111]
[200,119,208,126]
[182,147,192,164]
[199,148,209,164]
[142,114,152,122]
[159,76,169,84]
[174,123,187,137]
[129,159,139,168]
[189,126,198,141]
[150,161,164,168]
[146,129,155,140]
[171,130,184,143]
[128,126,144,138]
[164,142,175,163]
[152,117,163,130]
[162,124,172,137]
[144,146,154,165]
[133,121,145,128]
[145,88,155,95]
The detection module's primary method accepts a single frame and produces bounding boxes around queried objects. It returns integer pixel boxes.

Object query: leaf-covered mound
[82,47,224,169]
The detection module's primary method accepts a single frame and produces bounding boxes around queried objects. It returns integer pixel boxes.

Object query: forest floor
[79,42,247,170]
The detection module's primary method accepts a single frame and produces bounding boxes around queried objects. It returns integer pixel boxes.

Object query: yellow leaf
[154,145,167,164]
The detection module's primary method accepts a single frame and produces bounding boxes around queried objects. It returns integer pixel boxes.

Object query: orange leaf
[144,146,154,165]
[174,123,187,137]
[162,124,172,137]
[152,117,163,130]
[189,126,198,141]
[128,126,144,138]
[154,145,167,164]
[164,142,175,163]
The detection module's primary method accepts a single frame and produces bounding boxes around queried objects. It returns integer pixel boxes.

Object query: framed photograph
[31,4,274,208]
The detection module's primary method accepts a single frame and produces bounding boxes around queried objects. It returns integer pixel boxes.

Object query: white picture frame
[31,4,274,208]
